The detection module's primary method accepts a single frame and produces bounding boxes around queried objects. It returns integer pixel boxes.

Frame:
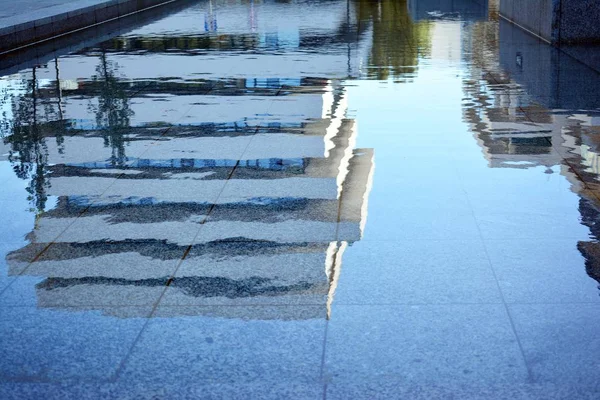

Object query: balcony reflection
[0,0,377,320]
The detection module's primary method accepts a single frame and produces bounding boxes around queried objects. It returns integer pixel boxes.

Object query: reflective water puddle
[1,0,600,398]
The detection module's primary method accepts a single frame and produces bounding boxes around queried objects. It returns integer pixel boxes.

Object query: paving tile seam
[4,301,600,310]
[0,25,203,290]
[161,157,242,287]
[459,173,535,382]
[106,314,153,382]
[103,79,224,381]
[175,81,291,238]
[110,85,281,381]
[360,235,594,241]
[109,79,341,379]
[0,375,116,385]
[159,98,282,285]
[319,320,330,383]
[324,302,564,308]
[481,268,536,384]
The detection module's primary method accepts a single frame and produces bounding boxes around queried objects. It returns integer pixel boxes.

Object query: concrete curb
[0,0,182,55]
[0,0,195,75]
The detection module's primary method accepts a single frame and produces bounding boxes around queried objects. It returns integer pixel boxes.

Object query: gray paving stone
[0,275,169,309]
[0,381,325,400]
[326,380,600,400]
[332,240,503,305]
[484,239,599,303]
[1,0,600,397]
[324,304,528,386]
[0,244,25,294]
[509,303,600,386]
[121,306,326,384]
[0,306,149,382]
[0,238,185,308]
[360,202,481,241]
[474,211,590,240]
[0,276,44,306]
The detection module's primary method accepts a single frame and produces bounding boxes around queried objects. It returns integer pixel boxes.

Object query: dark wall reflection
[463,9,600,292]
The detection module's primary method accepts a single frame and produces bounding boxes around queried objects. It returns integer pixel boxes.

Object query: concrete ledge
[0,0,181,54]
[500,0,600,45]
[0,0,196,74]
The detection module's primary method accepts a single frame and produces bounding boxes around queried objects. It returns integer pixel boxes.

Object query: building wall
[499,0,600,44]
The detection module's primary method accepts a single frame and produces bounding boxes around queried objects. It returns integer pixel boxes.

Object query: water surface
[1,0,600,398]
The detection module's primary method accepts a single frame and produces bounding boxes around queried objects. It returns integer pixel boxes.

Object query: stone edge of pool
[0,0,182,55]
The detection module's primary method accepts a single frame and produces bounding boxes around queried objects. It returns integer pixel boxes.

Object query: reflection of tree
[355,0,432,79]
[4,68,50,213]
[1,59,72,213]
[88,52,133,167]
[1,52,132,212]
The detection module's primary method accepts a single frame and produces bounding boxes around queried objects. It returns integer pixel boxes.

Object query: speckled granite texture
[559,0,600,43]
[500,0,600,44]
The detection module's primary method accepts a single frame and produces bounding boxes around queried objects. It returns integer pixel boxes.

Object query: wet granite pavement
[1,0,600,398]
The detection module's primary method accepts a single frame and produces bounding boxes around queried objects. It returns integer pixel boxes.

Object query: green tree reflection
[355,0,432,80]
[89,52,133,167]
[3,67,51,214]
[1,52,133,213]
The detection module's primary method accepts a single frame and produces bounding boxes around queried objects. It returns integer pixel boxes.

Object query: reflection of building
[464,12,600,290]
[7,82,374,320]
[406,0,490,68]
[0,0,372,134]
[3,0,375,320]
[79,0,368,80]
[465,94,577,170]
[204,0,217,32]
[464,11,600,171]
[408,0,488,21]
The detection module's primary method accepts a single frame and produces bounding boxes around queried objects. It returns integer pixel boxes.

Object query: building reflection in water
[3,0,599,322]
[408,0,488,21]
[0,0,382,320]
[462,5,600,291]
